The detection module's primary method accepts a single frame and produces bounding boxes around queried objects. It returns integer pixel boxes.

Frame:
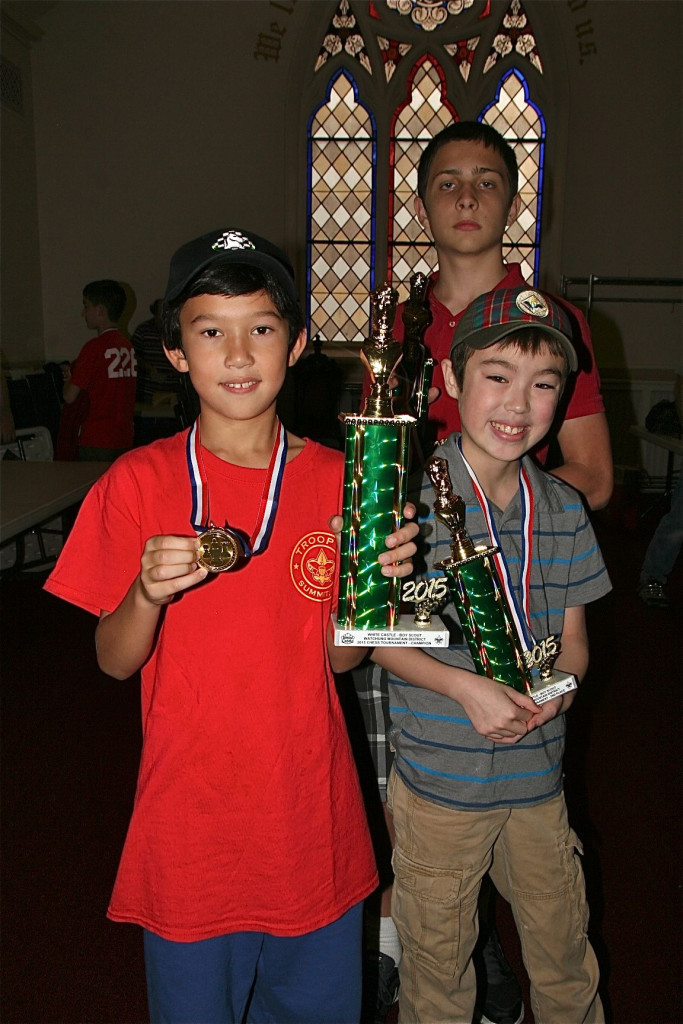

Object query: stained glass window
[443,37,480,82]
[386,0,475,32]
[377,36,413,82]
[480,68,545,284]
[389,57,458,302]
[315,0,372,75]
[483,0,542,75]
[307,70,376,342]
[307,1,548,337]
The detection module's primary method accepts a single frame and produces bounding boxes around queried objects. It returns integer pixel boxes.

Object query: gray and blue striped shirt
[388,434,611,812]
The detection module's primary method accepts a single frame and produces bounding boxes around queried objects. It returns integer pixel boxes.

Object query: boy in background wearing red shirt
[45,229,418,1023]
[63,279,137,461]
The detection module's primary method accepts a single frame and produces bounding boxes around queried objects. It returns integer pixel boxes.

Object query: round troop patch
[290,531,337,602]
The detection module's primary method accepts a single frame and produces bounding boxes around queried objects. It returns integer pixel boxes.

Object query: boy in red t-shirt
[45,229,418,1023]
[63,279,137,461]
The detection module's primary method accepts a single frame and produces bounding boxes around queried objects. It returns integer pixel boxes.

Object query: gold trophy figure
[359,285,404,418]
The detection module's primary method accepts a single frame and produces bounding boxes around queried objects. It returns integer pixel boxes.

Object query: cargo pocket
[561,828,590,937]
[392,846,466,978]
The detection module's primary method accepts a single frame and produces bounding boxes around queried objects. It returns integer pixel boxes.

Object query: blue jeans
[143,903,363,1024]
[641,470,683,582]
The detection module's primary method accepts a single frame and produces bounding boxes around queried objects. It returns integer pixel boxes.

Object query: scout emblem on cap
[516,289,549,318]
[212,230,256,252]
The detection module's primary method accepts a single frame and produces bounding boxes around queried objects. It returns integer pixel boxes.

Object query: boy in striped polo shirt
[372,286,611,1024]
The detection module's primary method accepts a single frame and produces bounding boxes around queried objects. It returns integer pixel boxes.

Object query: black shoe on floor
[474,928,524,1024]
[367,950,399,1024]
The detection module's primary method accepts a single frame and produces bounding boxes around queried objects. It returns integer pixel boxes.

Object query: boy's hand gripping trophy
[333,285,447,647]
[426,456,578,704]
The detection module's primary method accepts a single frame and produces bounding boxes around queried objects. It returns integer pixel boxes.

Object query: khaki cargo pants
[387,770,603,1024]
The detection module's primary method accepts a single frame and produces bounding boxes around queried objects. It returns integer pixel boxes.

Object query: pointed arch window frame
[387,54,459,288]
[479,65,547,286]
[306,67,378,342]
[305,1,551,336]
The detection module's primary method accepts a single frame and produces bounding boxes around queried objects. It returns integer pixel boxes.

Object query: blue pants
[143,903,363,1024]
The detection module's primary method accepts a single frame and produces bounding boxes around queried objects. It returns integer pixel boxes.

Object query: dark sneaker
[637,578,669,607]
[367,950,399,1024]
[474,929,524,1024]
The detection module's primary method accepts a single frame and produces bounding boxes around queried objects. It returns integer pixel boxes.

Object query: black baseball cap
[163,228,299,308]
[451,287,577,372]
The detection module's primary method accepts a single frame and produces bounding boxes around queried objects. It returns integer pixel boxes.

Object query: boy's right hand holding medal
[138,535,210,606]
[96,535,209,680]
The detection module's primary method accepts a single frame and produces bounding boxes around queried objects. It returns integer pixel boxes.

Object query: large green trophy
[333,284,448,648]
[426,455,577,704]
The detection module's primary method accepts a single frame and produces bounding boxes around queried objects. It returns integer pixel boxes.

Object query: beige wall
[26,0,301,363]
[552,0,682,374]
[1,3,45,365]
[2,0,681,372]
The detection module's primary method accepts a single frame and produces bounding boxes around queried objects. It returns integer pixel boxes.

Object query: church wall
[2,0,680,375]
[1,3,45,364]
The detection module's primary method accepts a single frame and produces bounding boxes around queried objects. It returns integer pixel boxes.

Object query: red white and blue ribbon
[187,417,287,557]
[187,420,209,532]
[456,436,536,651]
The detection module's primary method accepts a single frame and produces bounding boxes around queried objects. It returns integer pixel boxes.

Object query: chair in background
[28,371,62,443]
[7,371,63,445]
[6,377,37,431]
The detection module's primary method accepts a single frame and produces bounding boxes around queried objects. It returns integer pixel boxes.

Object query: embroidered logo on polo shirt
[290,532,337,602]
[516,289,549,318]
[211,230,255,252]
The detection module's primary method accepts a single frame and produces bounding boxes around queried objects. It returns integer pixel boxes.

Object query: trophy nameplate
[523,636,577,705]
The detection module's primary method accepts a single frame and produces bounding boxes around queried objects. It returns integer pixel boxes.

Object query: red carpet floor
[1,498,681,1023]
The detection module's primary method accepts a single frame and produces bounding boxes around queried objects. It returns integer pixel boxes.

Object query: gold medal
[197,526,244,573]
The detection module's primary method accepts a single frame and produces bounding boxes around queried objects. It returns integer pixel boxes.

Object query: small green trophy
[426,456,577,703]
[333,285,447,648]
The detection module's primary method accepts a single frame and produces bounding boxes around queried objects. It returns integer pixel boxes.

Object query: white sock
[379,915,402,966]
